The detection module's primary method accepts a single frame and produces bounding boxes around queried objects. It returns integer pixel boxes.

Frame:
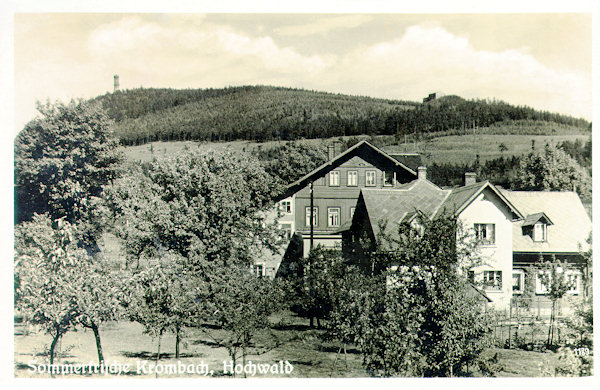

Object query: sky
[8,6,597,135]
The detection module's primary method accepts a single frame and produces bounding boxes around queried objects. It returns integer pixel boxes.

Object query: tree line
[90,86,589,146]
[427,137,592,202]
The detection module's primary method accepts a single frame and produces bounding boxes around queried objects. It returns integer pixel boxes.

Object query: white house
[347,169,523,309]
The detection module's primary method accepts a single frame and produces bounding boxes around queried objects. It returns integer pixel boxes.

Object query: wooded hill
[91,85,590,145]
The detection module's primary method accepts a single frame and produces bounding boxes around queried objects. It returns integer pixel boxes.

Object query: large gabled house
[274,140,418,257]
[345,168,591,310]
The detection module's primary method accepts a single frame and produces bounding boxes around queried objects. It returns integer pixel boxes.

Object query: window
[253,264,263,277]
[383,171,395,186]
[328,207,340,227]
[536,269,580,295]
[350,207,356,220]
[475,223,495,245]
[279,200,292,214]
[512,270,525,293]
[533,223,547,242]
[483,270,502,290]
[565,271,580,294]
[280,223,292,239]
[305,207,318,227]
[329,171,340,186]
[468,270,475,284]
[366,171,376,186]
[347,171,358,186]
[535,271,549,294]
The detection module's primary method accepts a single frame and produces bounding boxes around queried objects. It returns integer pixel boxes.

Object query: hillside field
[123,132,590,166]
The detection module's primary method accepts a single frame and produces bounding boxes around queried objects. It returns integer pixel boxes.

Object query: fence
[489,296,582,349]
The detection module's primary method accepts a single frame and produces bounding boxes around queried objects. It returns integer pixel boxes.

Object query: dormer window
[533,222,547,242]
[383,171,395,186]
[521,212,552,243]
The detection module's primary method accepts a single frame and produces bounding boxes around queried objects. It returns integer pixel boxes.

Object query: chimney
[464,172,477,186]
[333,142,342,157]
[417,166,427,180]
[328,145,335,161]
[114,74,120,92]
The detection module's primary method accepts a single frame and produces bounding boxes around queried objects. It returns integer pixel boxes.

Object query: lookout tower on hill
[114,75,120,92]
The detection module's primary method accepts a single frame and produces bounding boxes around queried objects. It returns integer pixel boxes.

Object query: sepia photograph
[3,1,597,386]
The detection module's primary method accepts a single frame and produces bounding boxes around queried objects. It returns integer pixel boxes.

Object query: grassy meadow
[122,128,590,166]
[14,311,566,378]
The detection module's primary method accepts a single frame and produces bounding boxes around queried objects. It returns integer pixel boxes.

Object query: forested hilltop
[91,85,590,145]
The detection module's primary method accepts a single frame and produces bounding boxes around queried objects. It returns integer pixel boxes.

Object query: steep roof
[280,140,417,199]
[387,153,423,172]
[435,181,523,220]
[522,212,553,227]
[500,190,591,254]
[360,179,450,240]
[357,179,523,242]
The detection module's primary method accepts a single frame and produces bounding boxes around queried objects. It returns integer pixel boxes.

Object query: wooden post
[309,181,314,251]
[531,321,534,349]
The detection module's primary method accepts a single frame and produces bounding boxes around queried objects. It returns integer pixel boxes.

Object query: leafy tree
[498,142,508,154]
[511,144,591,200]
[328,215,491,377]
[14,215,91,364]
[15,100,122,246]
[537,258,575,347]
[253,141,328,186]
[127,253,198,361]
[107,149,279,266]
[76,261,124,364]
[203,264,281,376]
[288,246,348,327]
[103,168,159,269]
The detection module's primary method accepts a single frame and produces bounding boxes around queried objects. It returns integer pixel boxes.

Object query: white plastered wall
[458,190,514,310]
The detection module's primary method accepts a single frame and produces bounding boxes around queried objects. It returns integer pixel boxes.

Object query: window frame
[533,222,547,242]
[535,271,549,294]
[483,270,503,291]
[280,223,292,240]
[565,270,581,294]
[512,269,525,294]
[280,200,292,214]
[383,171,396,186]
[365,170,377,187]
[329,171,340,186]
[305,206,318,227]
[253,264,264,277]
[474,223,496,245]
[347,170,358,187]
[328,207,341,227]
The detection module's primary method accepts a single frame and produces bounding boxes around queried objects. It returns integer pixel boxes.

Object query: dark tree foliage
[286,247,350,327]
[428,155,522,188]
[557,137,592,174]
[105,149,280,265]
[91,86,589,146]
[511,144,591,200]
[14,100,123,245]
[327,215,491,377]
[252,141,328,186]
